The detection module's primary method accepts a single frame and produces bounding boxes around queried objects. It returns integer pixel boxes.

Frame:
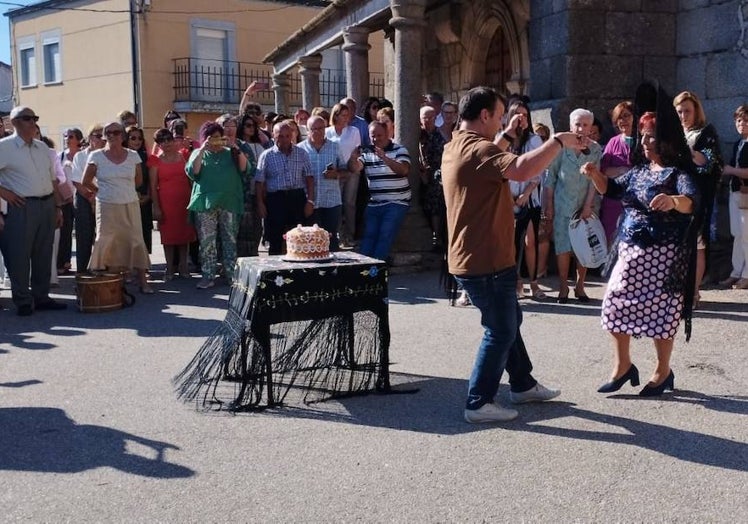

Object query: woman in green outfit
[186,121,247,289]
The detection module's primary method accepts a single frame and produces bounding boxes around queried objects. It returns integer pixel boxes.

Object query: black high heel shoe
[597,364,640,393]
[638,370,675,397]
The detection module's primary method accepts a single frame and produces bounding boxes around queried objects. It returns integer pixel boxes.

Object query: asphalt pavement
[1,237,747,522]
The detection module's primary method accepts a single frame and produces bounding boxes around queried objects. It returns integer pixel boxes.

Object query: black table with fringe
[175,252,390,410]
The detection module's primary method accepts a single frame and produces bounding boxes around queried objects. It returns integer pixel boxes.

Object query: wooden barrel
[75,273,124,313]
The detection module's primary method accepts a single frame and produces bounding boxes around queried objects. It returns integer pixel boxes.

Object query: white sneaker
[464,402,519,423]
[509,383,561,404]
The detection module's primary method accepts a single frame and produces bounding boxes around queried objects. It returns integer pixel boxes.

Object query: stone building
[265,0,748,276]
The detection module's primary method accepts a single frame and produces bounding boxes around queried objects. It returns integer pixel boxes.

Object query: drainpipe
[129,0,141,119]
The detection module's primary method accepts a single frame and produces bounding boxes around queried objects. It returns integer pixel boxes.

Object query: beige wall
[137,0,323,138]
[11,0,134,143]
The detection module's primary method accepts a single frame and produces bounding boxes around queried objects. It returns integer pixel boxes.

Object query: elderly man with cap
[0,106,65,316]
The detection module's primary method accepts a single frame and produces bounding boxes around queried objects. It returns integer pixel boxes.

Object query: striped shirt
[255,144,313,193]
[297,139,344,209]
[360,142,411,206]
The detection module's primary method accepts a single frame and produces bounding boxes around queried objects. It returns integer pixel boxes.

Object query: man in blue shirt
[298,115,346,251]
[255,122,315,255]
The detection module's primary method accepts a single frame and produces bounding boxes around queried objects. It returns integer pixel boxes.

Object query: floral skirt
[601,241,683,340]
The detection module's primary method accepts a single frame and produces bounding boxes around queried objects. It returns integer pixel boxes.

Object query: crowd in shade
[0,82,746,319]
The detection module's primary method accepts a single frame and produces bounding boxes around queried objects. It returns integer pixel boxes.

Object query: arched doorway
[484,27,513,96]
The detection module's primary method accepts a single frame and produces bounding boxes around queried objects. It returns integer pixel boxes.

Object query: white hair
[569,108,594,126]
[420,106,435,118]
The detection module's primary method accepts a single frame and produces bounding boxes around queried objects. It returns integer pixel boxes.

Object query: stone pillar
[389,0,433,263]
[342,26,370,105]
[298,54,322,110]
[382,27,396,102]
[272,72,291,115]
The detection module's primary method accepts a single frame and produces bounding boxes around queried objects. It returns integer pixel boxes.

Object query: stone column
[389,0,432,262]
[298,54,322,110]
[272,72,291,115]
[382,27,396,102]
[342,25,370,105]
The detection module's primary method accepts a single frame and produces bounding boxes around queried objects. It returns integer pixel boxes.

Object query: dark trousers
[0,197,56,308]
[74,193,95,272]
[57,201,74,269]
[314,205,342,252]
[265,189,306,255]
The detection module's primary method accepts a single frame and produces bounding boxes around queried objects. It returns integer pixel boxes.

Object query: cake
[284,224,331,261]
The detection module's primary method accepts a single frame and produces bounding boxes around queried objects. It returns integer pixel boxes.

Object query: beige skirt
[89,201,151,271]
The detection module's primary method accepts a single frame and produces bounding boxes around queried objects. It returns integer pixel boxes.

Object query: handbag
[739,186,748,210]
[568,212,608,268]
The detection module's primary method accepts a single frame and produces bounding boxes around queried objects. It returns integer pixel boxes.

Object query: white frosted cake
[284,224,331,261]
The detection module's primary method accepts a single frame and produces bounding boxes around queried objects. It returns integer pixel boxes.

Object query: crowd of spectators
[1,83,746,317]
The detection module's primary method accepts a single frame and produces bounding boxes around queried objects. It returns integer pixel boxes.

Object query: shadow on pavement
[0,407,195,478]
[0,379,42,388]
[261,372,748,472]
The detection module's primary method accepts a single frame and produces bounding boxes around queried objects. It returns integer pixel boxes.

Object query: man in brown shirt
[441,87,590,423]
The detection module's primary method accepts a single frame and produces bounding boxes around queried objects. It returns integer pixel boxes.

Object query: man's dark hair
[426,92,444,105]
[458,86,505,122]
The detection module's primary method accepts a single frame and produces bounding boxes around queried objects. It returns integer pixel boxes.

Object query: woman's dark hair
[198,121,224,142]
[239,113,261,143]
[65,128,84,142]
[378,98,393,110]
[153,128,173,145]
[506,99,534,153]
[363,97,380,123]
[125,125,147,162]
[163,110,181,128]
[458,86,506,122]
[40,136,55,149]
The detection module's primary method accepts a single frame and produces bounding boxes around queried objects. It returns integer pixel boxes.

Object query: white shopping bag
[568,212,608,268]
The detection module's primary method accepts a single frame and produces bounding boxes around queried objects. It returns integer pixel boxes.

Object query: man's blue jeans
[456,266,537,410]
[359,202,409,261]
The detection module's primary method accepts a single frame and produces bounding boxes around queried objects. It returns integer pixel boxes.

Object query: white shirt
[325,125,361,166]
[70,146,93,184]
[0,134,56,197]
[88,149,141,204]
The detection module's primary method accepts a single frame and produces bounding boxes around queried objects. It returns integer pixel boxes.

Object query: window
[18,37,36,87]
[41,31,62,84]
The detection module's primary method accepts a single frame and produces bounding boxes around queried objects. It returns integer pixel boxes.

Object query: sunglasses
[18,115,39,122]
[90,133,104,139]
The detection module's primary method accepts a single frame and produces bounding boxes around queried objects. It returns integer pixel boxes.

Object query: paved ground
[1,237,747,522]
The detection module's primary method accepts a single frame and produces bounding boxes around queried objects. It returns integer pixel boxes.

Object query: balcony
[172,58,384,114]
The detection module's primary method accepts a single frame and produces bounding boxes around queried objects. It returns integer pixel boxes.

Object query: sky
[1,1,37,64]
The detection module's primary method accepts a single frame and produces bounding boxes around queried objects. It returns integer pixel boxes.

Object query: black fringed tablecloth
[175,252,390,410]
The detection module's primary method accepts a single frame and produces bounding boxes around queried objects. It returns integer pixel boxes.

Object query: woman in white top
[326,103,361,245]
[81,122,153,293]
[497,100,546,299]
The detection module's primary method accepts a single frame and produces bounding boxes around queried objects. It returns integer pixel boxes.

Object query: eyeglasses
[105,130,123,137]
[18,115,39,122]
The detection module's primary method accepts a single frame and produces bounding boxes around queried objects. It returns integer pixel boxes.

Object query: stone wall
[676,0,748,278]
[529,0,679,132]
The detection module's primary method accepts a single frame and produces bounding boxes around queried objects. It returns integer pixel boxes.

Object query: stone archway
[461,0,529,96]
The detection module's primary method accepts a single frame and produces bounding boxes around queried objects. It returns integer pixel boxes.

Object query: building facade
[264,0,748,273]
[5,0,386,141]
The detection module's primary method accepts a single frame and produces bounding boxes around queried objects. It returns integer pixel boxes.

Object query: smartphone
[326,163,334,171]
